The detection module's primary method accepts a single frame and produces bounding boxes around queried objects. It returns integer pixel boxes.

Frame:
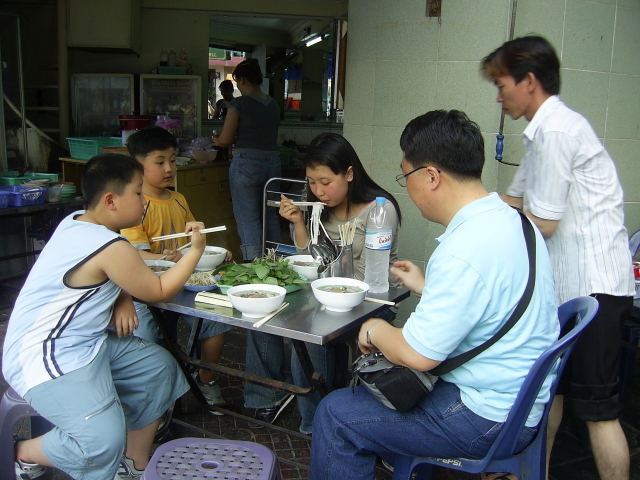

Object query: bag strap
[430,208,536,376]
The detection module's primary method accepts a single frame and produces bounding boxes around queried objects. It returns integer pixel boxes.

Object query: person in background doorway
[481,35,635,480]
[212,79,235,120]
[214,58,281,262]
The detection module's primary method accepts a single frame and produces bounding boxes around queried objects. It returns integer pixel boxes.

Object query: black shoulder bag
[351,209,537,412]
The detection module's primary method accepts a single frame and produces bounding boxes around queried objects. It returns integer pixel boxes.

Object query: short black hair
[481,35,560,95]
[303,133,401,223]
[126,126,178,158]
[82,153,143,209]
[219,79,234,92]
[232,58,263,86]
[400,110,484,181]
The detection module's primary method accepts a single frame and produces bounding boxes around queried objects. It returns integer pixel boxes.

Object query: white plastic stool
[142,437,281,480]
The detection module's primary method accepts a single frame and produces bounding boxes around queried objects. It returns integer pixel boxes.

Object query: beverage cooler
[139,74,201,141]
[71,74,134,137]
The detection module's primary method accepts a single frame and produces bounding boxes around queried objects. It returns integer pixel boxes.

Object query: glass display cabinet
[71,74,134,137]
[140,74,201,141]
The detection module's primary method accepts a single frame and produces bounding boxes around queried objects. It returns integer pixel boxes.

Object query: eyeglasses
[395,166,439,187]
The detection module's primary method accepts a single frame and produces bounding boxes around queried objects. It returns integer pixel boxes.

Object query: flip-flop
[481,474,514,480]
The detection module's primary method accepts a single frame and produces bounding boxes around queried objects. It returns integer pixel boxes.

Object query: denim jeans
[229,152,281,261]
[133,302,231,344]
[244,309,394,433]
[244,331,335,434]
[309,380,537,480]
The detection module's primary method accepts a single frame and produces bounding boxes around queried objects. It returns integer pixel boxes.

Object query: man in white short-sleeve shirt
[482,35,634,480]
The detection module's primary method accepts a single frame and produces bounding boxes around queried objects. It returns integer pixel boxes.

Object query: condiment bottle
[178,48,189,67]
[168,48,177,67]
[159,48,168,66]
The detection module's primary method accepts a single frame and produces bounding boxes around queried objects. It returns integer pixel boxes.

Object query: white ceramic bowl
[144,259,176,275]
[311,277,369,312]
[227,284,287,318]
[182,246,227,271]
[286,254,320,281]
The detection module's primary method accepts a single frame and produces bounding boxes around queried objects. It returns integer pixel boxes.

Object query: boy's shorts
[24,331,189,480]
[133,302,232,344]
[557,293,632,421]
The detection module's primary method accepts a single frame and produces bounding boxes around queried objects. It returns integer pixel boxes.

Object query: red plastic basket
[0,186,45,206]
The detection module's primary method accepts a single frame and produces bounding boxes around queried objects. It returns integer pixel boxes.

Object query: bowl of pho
[144,260,176,275]
[310,277,369,312]
[286,254,320,281]
[226,284,286,318]
[182,246,227,271]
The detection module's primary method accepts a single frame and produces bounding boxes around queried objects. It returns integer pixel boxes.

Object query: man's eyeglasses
[395,166,439,187]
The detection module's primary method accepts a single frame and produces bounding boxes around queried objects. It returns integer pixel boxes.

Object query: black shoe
[248,394,295,429]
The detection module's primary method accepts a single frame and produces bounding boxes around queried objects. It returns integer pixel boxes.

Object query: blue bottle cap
[376,197,386,204]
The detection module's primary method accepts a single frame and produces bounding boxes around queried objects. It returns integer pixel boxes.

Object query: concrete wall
[344,0,640,278]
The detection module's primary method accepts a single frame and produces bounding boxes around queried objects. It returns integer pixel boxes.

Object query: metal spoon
[310,242,334,265]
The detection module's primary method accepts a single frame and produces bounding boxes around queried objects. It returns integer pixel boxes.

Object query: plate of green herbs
[213,254,308,295]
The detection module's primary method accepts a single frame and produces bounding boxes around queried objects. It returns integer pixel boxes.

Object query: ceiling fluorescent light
[306,35,323,47]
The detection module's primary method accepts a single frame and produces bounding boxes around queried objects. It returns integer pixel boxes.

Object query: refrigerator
[140,74,201,141]
[71,74,134,137]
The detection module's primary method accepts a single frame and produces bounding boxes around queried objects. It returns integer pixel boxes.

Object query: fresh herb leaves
[213,257,308,288]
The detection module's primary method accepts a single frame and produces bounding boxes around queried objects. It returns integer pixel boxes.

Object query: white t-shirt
[506,95,634,304]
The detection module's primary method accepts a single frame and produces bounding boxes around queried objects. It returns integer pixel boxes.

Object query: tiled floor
[2,275,640,479]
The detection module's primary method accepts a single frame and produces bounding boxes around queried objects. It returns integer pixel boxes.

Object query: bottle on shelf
[159,48,168,66]
[211,129,226,161]
[168,48,177,67]
[178,48,189,67]
[363,197,392,293]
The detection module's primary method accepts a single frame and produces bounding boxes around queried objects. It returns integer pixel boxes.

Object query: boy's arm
[109,291,138,337]
[77,225,207,302]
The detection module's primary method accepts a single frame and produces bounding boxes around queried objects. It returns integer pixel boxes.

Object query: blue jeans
[244,330,335,434]
[133,302,231,344]
[229,153,281,261]
[309,380,537,480]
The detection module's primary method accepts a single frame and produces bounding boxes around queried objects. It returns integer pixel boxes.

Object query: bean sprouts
[185,272,217,286]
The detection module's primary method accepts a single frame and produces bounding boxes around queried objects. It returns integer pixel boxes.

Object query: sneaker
[192,371,225,415]
[248,394,295,429]
[15,459,46,480]
[115,456,144,480]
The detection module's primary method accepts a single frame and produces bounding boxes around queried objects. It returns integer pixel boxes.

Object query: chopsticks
[271,201,326,207]
[253,302,289,328]
[157,241,191,261]
[195,291,233,308]
[151,225,226,242]
[364,297,396,306]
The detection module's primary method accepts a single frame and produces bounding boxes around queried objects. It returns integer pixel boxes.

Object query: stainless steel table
[144,286,410,422]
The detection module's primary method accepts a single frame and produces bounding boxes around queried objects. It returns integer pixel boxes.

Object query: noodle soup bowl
[144,260,175,275]
[311,277,369,313]
[286,255,320,281]
[182,246,227,271]
[227,284,287,318]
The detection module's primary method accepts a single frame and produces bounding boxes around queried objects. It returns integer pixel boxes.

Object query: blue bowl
[184,284,218,292]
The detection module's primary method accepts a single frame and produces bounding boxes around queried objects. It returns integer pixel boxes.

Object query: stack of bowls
[52,182,76,199]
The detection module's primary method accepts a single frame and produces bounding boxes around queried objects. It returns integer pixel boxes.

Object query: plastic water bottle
[364,197,392,293]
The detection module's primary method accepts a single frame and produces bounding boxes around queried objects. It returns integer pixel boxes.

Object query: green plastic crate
[0,176,29,186]
[67,137,122,160]
[0,171,19,178]
[25,172,59,183]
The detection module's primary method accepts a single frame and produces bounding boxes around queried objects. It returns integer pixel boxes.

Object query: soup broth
[318,285,364,293]
[294,261,319,267]
[235,290,278,299]
[150,266,170,272]
[203,250,222,256]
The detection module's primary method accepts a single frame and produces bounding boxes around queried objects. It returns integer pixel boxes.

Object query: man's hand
[109,292,138,337]
[357,318,386,354]
[390,260,425,294]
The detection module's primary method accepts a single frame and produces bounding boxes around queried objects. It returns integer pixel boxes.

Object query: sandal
[481,474,515,480]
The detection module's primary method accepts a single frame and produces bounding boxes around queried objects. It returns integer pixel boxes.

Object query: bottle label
[365,230,392,250]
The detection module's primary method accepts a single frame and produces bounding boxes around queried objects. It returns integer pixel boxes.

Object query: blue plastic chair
[392,296,599,480]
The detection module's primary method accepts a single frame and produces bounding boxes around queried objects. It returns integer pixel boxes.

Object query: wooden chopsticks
[157,241,191,261]
[364,297,396,306]
[151,225,226,242]
[253,302,289,328]
[270,201,326,207]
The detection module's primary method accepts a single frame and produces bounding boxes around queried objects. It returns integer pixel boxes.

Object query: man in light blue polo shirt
[309,110,559,480]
